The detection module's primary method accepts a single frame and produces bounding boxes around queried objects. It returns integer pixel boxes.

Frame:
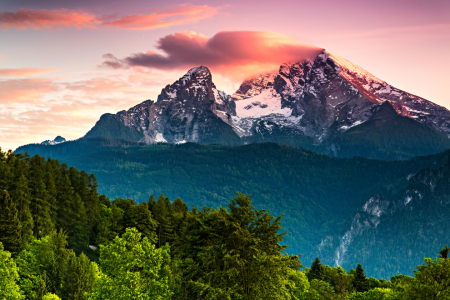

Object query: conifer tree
[154,193,173,247]
[13,174,34,249]
[29,155,54,238]
[85,174,100,245]
[44,160,58,222]
[439,244,450,259]
[0,190,22,254]
[353,263,369,292]
[68,194,88,251]
[308,257,324,282]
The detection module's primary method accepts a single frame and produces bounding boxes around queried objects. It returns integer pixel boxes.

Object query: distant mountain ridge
[17,50,450,160]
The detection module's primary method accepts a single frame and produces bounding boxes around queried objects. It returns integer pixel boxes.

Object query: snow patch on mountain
[235,89,291,118]
[41,136,66,145]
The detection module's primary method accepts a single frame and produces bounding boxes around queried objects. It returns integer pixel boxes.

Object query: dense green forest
[14,142,450,276]
[1,149,450,299]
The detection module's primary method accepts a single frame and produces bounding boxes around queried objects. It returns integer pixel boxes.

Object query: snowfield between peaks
[234,89,291,118]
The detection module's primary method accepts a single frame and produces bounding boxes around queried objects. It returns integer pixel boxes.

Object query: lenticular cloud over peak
[101,31,324,80]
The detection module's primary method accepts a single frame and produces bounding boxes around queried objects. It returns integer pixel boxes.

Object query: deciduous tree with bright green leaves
[87,227,173,300]
[0,242,24,300]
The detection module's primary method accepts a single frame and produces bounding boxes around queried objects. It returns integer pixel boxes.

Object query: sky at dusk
[1,0,449,151]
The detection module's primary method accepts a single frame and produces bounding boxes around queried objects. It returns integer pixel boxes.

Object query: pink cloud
[0,8,98,30]
[0,68,60,77]
[102,5,220,30]
[0,6,220,30]
[102,31,324,80]
[0,78,59,103]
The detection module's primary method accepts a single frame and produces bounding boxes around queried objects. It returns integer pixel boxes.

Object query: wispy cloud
[101,6,220,30]
[0,68,179,151]
[0,8,98,30]
[0,68,60,77]
[102,31,323,80]
[0,6,220,30]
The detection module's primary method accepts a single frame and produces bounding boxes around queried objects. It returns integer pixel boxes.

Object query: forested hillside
[13,142,450,275]
[1,149,450,299]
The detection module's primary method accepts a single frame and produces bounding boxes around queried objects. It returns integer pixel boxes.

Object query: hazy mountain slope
[16,137,146,159]
[85,113,144,141]
[324,155,450,278]
[329,102,450,159]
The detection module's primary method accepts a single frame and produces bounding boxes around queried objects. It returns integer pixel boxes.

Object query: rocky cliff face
[84,50,450,158]
[86,67,241,145]
[323,155,450,277]
[230,51,450,143]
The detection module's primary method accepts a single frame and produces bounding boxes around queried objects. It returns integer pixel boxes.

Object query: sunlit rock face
[85,50,450,156]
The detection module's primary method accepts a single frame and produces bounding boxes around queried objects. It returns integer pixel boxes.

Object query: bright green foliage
[42,293,61,300]
[0,242,24,300]
[349,288,394,300]
[353,264,370,293]
[0,190,22,254]
[403,257,450,299]
[16,230,99,300]
[320,265,354,299]
[305,279,335,300]
[88,227,173,300]
[286,269,310,299]
[176,193,301,299]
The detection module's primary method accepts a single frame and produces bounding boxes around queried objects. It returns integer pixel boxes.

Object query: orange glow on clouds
[102,6,220,30]
[0,6,220,30]
[102,31,323,81]
[0,68,60,77]
[0,8,98,30]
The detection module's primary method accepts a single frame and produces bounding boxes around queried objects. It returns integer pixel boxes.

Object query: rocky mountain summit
[41,136,66,145]
[79,50,450,158]
[85,66,240,145]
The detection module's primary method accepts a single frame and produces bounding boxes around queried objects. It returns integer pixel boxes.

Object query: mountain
[322,155,450,278]
[78,50,450,160]
[85,66,241,145]
[18,50,450,160]
[41,136,66,145]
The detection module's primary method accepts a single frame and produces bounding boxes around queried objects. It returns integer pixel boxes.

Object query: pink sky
[0,0,449,151]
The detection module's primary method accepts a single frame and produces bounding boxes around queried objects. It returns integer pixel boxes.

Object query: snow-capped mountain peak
[84,49,450,157]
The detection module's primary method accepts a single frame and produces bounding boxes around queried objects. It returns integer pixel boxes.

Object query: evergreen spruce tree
[13,174,34,249]
[154,193,173,247]
[68,194,88,252]
[29,155,54,238]
[439,244,450,259]
[353,263,369,292]
[85,174,100,245]
[308,257,324,282]
[0,190,22,254]
[44,160,58,223]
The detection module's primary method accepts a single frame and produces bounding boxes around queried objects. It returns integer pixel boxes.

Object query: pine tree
[29,155,54,238]
[439,244,450,259]
[85,174,100,245]
[153,193,173,248]
[12,175,34,249]
[353,263,369,292]
[0,190,22,254]
[308,257,323,281]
